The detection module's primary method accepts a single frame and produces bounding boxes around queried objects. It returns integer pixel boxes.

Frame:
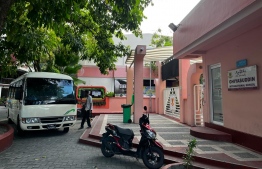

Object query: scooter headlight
[146,130,156,139]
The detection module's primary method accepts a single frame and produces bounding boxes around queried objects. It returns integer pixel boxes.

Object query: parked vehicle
[100,106,164,169]
[6,72,77,135]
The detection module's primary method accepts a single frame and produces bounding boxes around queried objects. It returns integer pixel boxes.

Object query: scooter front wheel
[142,146,164,169]
[101,137,115,158]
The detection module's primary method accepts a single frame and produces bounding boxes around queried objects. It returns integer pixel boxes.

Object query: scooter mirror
[144,106,147,111]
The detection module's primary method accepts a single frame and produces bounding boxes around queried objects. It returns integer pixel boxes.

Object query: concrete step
[190,126,232,142]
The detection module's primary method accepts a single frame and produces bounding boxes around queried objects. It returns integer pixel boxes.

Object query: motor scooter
[100,106,164,169]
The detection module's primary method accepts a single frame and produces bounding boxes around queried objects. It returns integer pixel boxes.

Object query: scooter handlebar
[139,114,150,125]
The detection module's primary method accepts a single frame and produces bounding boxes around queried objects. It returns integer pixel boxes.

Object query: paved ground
[0,106,7,122]
[100,114,262,167]
[0,118,147,169]
[1,106,262,168]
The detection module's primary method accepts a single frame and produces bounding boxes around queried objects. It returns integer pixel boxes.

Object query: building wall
[78,65,157,78]
[77,33,156,113]
[203,24,262,137]
[78,77,115,92]
[173,0,255,56]
[77,65,158,113]
[93,97,156,114]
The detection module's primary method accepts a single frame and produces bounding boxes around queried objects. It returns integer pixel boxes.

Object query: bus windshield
[24,78,76,105]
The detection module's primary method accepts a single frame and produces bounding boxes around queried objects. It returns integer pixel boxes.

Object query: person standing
[79,91,93,129]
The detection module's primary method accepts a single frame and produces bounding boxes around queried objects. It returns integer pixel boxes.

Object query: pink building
[77,34,164,114]
[77,0,262,153]
[171,0,262,153]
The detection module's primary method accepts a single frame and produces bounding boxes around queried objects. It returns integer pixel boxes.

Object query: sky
[140,0,201,36]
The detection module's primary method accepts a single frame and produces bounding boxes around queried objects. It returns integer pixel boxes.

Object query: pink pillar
[155,62,166,114]
[126,66,134,114]
[133,45,146,123]
[179,59,190,123]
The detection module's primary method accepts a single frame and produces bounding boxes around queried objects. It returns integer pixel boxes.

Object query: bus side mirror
[15,88,22,100]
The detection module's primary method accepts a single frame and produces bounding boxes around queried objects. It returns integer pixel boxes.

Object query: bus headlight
[64,116,76,121]
[22,118,40,124]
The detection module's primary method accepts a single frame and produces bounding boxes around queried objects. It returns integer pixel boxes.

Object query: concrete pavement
[0,106,7,122]
[0,119,147,169]
[80,114,262,169]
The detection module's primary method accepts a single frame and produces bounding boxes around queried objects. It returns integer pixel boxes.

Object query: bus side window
[8,86,11,98]
[10,85,15,99]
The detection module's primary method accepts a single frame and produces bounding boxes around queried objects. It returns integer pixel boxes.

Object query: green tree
[0,0,153,80]
[145,28,173,74]
[150,28,173,48]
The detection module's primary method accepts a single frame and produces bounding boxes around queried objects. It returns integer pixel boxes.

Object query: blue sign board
[236,59,247,68]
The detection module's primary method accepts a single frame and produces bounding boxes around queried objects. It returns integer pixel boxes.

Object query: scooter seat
[115,126,134,136]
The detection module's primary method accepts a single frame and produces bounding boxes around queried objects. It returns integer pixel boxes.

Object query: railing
[194,85,204,126]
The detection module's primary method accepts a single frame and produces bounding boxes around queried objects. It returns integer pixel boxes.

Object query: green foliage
[145,61,158,75]
[105,91,114,97]
[199,74,204,84]
[183,138,197,169]
[0,0,153,79]
[145,29,172,75]
[150,29,173,48]
[93,100,106,106]
[0,97,7,103]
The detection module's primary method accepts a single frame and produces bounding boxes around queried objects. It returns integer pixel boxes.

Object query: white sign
[228,65,258,90]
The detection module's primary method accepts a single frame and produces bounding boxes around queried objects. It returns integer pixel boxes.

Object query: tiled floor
[100,114,262,162]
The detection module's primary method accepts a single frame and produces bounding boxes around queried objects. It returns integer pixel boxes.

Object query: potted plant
[165,138,198,169]
[183,138,197,169]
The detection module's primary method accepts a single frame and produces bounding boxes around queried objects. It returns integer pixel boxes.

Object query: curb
[0,123,14,153]
[79,115,261,169]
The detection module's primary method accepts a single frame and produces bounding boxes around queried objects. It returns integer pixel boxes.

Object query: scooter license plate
[47,124,56,129]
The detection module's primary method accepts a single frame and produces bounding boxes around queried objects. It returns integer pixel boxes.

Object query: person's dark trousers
[80,110,91,128]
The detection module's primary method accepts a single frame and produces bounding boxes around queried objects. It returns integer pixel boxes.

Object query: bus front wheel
[63,127,69,133]
[17,116,25,136]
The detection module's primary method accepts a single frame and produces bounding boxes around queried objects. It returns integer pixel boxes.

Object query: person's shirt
[85,95,93,110]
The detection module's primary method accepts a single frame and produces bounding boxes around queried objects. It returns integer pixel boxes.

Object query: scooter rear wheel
[101,137,115,158]
[142,146,164,169]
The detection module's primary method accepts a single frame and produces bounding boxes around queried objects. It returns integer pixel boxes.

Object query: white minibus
[6,72,77,135]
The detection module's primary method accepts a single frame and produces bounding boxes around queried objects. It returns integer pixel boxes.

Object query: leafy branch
[183,138,197,169]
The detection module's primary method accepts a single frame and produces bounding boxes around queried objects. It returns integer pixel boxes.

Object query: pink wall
[143,66,157,79]
[113,66,127,78]
[77,65,157,79]
[203,24,262,137]
[78,66,114,77]
[173,0,255,56]
[93,97,155,113]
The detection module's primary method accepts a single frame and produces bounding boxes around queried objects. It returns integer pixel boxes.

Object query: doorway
[209,64,223,125]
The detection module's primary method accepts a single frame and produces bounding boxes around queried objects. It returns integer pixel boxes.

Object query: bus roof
[11,72,73,84]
